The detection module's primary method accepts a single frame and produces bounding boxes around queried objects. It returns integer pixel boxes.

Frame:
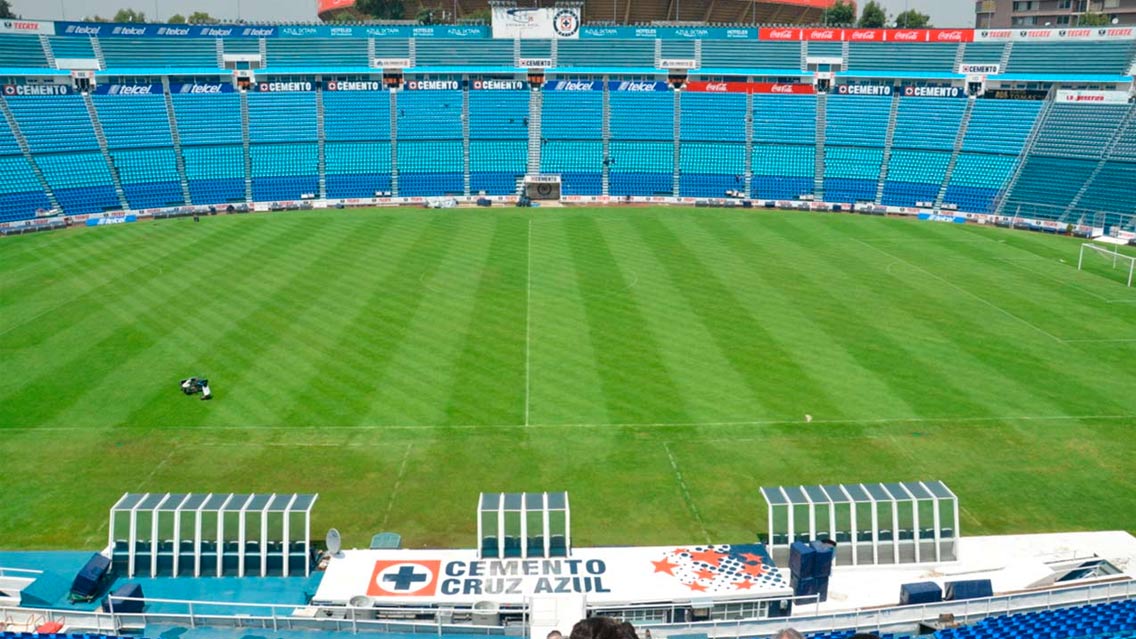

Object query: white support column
[239,499,249,578]
[891,499,900,564]
[564,495,571,556]
[767,502,774,553]
[805,490,816,541]
[520,496,528,559]
[931,494,942,563]
[865,486,878,565]
[128,496,143,578]
[173,503,183,578]
[952,496,961,560]
[840,485,857,567]
[497,501,506,560]
[305,509,312,577]
[217,494,234,578]
[194,498,205,578]
[542,493,551,558]
[261,495,272,577]
[283,494,297,577]
[477,493,484,559]
[782,487,795,545]
[828,501,837,544]
[152,494,171,578]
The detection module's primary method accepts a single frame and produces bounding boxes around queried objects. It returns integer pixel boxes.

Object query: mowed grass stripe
[599,217,768,422]
[563,216,690,424]
[627,215,847,420]
[0,218,306,426]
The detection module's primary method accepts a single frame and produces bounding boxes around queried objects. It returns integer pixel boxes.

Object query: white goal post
[1078,242,1135,288]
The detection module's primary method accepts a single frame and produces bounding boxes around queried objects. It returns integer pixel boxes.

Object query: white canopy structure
[478,492,569,559]
[108,492,318,578]
[760,481,959,567]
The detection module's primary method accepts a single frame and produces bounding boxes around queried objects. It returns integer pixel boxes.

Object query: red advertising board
[760,27,974,42]
[685,81,815,94]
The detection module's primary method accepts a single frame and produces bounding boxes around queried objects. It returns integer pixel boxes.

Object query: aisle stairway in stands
[81,93,130,211]
[0,98,57,221]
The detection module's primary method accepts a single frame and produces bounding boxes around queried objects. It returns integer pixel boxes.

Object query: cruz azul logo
[367,560,441,597]
[554,9,579,38]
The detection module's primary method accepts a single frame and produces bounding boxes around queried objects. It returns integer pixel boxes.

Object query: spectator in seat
[570,617,638,639]
[775,630,805,639]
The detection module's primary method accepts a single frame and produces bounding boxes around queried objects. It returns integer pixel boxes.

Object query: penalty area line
[380,443,414,530]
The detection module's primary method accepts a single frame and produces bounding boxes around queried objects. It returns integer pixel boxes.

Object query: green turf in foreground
[0,207,1133,550]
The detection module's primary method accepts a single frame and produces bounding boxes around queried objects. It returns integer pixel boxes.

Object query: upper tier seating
[47,35,95,60]
[1006,41,1136,75]
[962,100,1043,154]
[265,39,369,68]
[847,43,957,72]
[415,40,513,67]
[99,39,218,68]
[556,40,654,67]
[700,41,800,69]
[1031,104,1129,160]
[962,43,1005,64]
[0,34,47,67]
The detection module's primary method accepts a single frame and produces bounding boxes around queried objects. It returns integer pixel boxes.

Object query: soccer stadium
[0,2,1135,639]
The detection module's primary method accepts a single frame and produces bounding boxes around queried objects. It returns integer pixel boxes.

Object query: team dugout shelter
[478,492,570,559]
[760,481,959,566]
[109,492,318,578]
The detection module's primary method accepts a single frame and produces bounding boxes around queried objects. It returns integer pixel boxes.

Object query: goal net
[1078,242,1135,288]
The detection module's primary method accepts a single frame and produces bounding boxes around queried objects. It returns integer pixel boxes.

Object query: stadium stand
[752,94,817,201]
[823,94,891,204]
[396,89,464,196]
[679,92,747,197]
[540,89,603,196]
[882,97,967,207]
[323,89,393,199]
[469,89,529,195]
[172,90,246,204]
[248,91,319,201]
[941,100,1043,214]
[608,90,674,197]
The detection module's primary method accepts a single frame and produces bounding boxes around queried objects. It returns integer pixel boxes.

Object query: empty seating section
[247,91,318,200]
[222,38,261,54]
[824,95,890,203]
[556,40,654,67]
[1078,161,1136,223]
[0,34,47,67]
[541,90,602,195]
[469,90,528,195]
[183,145,245,203]
[700,41,800,69]
[753,95,817,200]
[609,91,673,196]
[882,97,966,206]
[6,95,99,152]
[1004,156,1096,220]
[372,38,410,60]
[266,39,368,68]
[47,35,96,60]
[95,94,174,148]
[415,40,513,67]
[661,40,695,59]
[397,90,463,196]
[679,92,746,197]
[0,113,22,155]
[112,148,184,209]
[99,39,217,68]
[520,40,551,60]
[323,90,392,198]
[943,100,1042,213]
[847,43,957,72]
[936,598,1136,639]
[0,156,50,222]
[36,152,120,215]
[1007,41,1136,75]
[172,92,244,203]
[1031,104,1128,159]
[962,43,1005,64]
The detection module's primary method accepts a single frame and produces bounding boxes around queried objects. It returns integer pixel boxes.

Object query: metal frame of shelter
[108,493,318,578]
[760,482,959,567]
[477,492,570,559]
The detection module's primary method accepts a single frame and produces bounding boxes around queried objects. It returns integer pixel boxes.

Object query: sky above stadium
[17,0,974,26]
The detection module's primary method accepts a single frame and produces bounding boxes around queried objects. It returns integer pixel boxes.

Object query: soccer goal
[1078,242,1135,287]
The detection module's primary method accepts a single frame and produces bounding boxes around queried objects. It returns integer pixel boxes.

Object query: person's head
[850,634,882,639]
[547,632,563,639]
[774,630,805,639]
[569,617,638,639]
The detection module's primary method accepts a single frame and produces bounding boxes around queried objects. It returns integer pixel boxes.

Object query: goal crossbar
[1078,242,1135,288]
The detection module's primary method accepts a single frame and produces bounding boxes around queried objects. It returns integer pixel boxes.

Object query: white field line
[855,237,1065,343]
[664,442,711,544]
[10,414,1136,433]
[380,443,414,529]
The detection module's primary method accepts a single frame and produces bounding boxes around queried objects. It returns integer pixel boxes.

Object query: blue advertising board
[86,215,137,226]
[900,85,965,98]
[544,80,603,91]
[606,80,670,91]
[917,213,967,224]
[94,83,163,95]
[55,21,276,38]
[170,82,235,94]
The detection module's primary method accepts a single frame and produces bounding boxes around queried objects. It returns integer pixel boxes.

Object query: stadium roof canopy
[759,481,959,566]
[109,492,318,578]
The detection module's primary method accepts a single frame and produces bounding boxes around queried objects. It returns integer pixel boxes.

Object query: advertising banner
[492,6,580,39]
[607,80,670,92]
[2,84,71,96]
[973,27,1135,41]
[471,79,527,90]
[324,80,384,91]
[658,59,698,70]
[256,81,315,92]
[758,27,973,42]
[900,85,964,98]
[404,79,461,90]
[170,82,234,94]
[94,84,163,96]
[959,63,1000,75]
[519,58,553,69]
[372,58,411,69]
[55,21,275,38]
[1056,90,1131,105]
[0,19,55,35]
[544,80,603,91]
[86,215,137,227]
[981,88,1048,100]
[836,84,893,96]
[685,81,814,94]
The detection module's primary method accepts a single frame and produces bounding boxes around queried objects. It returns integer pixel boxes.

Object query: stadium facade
[0,19,1134,237]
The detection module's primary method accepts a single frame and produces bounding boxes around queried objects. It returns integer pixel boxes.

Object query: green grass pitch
[1,206,1134,550]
